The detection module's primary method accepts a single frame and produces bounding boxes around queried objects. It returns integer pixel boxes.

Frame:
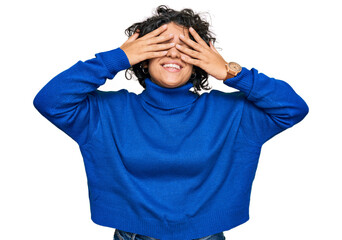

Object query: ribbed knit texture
[33,47,309,240]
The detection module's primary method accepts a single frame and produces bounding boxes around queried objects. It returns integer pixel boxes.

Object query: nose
[166,36,182,58]
[166,46,181,58]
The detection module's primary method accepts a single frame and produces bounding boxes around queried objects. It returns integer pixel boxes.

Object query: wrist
[225,71,236,79]
[224,62,242,80]
[95,48,131,75]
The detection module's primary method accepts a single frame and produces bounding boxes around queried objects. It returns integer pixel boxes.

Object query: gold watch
[225,62,242,78]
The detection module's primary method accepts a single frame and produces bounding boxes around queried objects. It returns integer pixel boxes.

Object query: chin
[166,74,191,84]
[161,79,186,88]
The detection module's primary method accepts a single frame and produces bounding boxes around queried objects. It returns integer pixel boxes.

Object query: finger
[126,32,140,43]
[141,24,168,40]
[176,44,201,60]
[210,41,219,54]
[189,27,209,48]
[179,34,202,52]
[181,54,202,68]
[147,42,175,52]
[148,33,174,45]
[144,51,168,59]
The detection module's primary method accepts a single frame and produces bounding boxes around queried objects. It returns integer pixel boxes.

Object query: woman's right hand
[120,24,175,66]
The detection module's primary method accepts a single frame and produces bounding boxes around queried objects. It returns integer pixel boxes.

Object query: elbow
[291,98,309,126]
[33,92,43,113]
[301,100,309,118]
[33,90,50,117]
[298,97,309,120]
[276,98,309,129]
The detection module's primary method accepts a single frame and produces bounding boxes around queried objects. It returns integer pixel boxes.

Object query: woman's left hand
[176,27,228,81]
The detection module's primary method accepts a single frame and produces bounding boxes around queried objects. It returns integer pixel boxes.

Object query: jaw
[156,72,192,88]
[147,60,193,87]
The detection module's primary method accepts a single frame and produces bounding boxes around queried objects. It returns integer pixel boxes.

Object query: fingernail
[180,34,185,39]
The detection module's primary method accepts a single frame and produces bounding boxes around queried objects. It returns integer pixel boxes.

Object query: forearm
[34,48,129,114]
[33,47,130,144]
[224,67,309,144]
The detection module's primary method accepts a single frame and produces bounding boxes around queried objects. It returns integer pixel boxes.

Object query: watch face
[229,62,242,72]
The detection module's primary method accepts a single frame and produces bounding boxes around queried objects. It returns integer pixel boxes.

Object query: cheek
[186,66,194,75]
[147,61,159,75]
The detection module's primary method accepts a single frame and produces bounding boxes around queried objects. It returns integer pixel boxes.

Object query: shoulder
[195,89,246,112]
[203,89,246,103]
[91,89,138,108]
[94,88,136,99]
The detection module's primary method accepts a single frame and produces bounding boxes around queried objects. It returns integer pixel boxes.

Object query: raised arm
[176,27,309,146]
[224,67,309,145]
[33,48,131,145]
[33,24,176,146]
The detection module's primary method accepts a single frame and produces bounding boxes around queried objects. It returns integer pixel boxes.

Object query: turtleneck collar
[139,78,199,109]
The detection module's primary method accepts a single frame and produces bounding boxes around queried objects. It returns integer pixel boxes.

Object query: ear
[142,60,148,68]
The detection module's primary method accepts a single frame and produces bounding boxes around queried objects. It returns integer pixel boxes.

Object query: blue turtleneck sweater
[33,47,309,240]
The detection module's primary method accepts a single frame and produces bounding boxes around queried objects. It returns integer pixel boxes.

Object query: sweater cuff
[223,67,253,98]
[95,47,131,76]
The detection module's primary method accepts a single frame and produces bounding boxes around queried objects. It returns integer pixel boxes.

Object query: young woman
[33,5,309,240]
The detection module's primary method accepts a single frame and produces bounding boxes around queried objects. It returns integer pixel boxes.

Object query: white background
[1,0,341,239]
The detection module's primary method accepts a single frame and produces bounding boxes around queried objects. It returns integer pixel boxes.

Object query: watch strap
[225,62,242,79]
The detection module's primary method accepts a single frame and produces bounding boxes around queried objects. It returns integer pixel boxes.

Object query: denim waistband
[114,229,225,240]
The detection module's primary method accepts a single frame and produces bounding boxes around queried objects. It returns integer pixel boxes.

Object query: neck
[139,78,199,109]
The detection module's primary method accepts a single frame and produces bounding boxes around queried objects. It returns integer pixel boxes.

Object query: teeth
[162,63,181,70]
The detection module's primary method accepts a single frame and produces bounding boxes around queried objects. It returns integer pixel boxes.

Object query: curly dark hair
[124,5,216,94]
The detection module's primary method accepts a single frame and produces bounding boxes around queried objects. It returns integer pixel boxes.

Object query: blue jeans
[113,229,226,240]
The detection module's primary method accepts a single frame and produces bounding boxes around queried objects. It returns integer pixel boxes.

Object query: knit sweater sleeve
[33,47,131,146]
[223,67,309,146]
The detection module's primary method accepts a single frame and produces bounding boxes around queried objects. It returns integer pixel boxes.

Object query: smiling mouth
[162,63,182,73]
